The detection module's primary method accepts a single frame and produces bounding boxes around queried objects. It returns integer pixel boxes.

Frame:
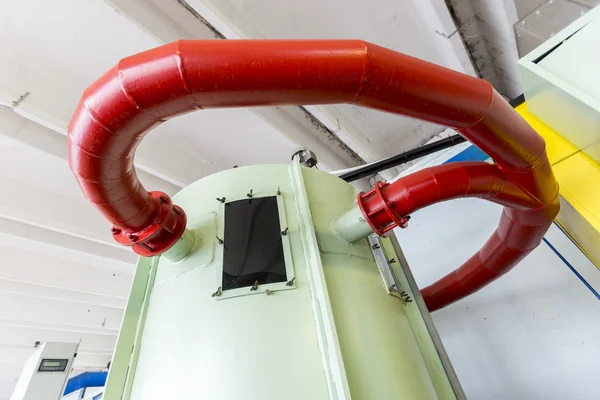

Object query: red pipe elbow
[68,40,558,310]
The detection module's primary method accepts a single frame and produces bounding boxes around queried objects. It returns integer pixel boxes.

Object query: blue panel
[443,145,489,164]
[63,372,107,396]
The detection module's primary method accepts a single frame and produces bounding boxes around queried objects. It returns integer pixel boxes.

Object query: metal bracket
[368,235,402,296]
[291,147,318,168]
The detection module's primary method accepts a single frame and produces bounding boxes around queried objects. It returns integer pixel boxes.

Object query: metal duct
[68,40,559,310]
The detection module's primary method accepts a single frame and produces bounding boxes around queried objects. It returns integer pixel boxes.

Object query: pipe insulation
[68,40,559,310]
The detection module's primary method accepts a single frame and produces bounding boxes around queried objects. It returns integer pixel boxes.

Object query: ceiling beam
[0,106,182,194]
[444,0,522,98]
[0,59,192,189]
[0,175,125,249]
[0,290,125,330]
[0,215,137,267]
[105,0,366,170]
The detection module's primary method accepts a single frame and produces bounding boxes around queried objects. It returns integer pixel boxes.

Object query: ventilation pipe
[68,40,559,310]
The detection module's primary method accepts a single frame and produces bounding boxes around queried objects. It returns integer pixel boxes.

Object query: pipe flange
[111,191,187,257]
[357,181,404,236]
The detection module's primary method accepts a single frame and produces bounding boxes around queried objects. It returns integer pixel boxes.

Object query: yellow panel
[516,102,600,267]
[515,103,579,165]
[553,153,600,232]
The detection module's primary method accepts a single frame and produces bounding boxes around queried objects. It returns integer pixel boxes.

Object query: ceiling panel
[196,0,472,158]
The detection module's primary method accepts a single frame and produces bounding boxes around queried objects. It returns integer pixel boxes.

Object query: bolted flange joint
[111,191,187,257]
[357,181,409,236]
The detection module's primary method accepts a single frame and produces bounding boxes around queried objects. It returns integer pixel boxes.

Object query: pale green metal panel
[128,165,332,400]
[289,163,352,399]
[301,167,450,400]
[106,164,459,400]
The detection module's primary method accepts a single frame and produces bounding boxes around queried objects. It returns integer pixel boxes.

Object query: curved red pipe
[68,40,559,310]
[359,162,558,310]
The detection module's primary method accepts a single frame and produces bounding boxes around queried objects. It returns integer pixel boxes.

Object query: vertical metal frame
[386,232,466,400]
[289,162,352,400]
[103,256,159,400]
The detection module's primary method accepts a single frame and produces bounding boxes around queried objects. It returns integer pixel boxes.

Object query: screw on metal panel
[286,277,296,287]
[128,235,138,242]
[159,195,168,203]
[11,92,30,107]
[277,187,281,195]
[216,197,226,203]
[173,207,181,215]
[389,258,396,264]
[398,291,412,303]
[111,227,121,235]
[265,289,272,296]
[216,236,223,245]
[250,281,259,291]
[211,287,222,297]
[247,189,253,198]
[281,227,289,236]
[372,244,380,249]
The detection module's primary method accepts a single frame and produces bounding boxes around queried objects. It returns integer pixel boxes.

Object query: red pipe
[358,162,540,236]
[68,40,559,310]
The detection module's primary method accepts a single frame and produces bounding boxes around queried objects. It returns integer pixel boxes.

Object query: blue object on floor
[63,372,107,396]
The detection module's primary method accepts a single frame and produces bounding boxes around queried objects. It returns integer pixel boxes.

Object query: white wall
[395,147,600,399]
